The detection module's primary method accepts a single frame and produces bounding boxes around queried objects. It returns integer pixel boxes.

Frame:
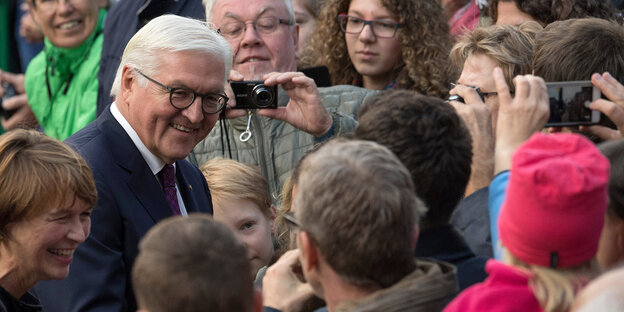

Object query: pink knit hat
[498,133,609,268]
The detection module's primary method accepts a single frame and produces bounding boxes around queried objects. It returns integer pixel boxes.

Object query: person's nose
[67,216,88,244]
[359,23,376,42]
[56,0,75,16]
[182,96,205,124]
[240,23,262,48]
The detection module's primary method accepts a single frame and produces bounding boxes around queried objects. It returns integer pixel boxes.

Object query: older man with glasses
[191,0,376,203]
[34,15,230,312]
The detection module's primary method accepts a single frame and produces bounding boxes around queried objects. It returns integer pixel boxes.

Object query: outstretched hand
[494,67,549,174]
[258,72,332,137]
[580,72,624,140]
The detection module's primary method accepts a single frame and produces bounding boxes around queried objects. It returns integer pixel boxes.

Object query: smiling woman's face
[2,195,92,289]
[29,0,104,48]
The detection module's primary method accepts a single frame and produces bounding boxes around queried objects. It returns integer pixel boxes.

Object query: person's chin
[236,62,273,80]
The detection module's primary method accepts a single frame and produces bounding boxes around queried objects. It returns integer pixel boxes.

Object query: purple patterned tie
[158,164,181,215]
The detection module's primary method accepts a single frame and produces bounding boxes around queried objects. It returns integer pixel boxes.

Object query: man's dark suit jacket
[34,106,213,311]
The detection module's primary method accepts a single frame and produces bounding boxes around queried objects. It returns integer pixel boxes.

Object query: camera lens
[251,84,274,108]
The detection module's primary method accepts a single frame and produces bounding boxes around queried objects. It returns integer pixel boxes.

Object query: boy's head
[355,90,472,229]
[133,215,259,312]
[201,158,275,277]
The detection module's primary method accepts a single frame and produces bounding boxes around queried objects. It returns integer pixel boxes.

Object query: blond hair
[503,249,599,312]
[451,22,542,90]
[200,158,272,216]
[0,129,97,241]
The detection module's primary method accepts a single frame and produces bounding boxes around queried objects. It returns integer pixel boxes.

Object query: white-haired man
[191,0,375,200]
[34,15,230,311]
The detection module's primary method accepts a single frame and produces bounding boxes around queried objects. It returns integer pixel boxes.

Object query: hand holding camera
[0,71,37,130]
[257,72,332,138]
[448,84,495,196]
[231,81,277,109]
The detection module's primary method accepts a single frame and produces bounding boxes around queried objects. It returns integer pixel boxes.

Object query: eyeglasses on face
[283,211,300,230]
[134,69,228,114]
[217,16,293,39]
[338,13,402,39]
[449,83,514,102]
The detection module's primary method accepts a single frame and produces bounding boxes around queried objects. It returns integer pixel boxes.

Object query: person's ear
[120,65,136,103]
[298,231,318,271]
[268,205,277,233]
[411,225,420,250]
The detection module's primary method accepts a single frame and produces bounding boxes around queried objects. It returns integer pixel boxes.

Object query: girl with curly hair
[300,0,456,97]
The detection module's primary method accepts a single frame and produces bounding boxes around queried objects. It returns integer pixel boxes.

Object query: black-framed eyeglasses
[135,69,228,114]
[217,16,293,39]
[283,211,300,230]
[338,13,402,39]
[450,83,514,102]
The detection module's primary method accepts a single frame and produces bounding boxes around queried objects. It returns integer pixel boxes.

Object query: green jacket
[25,10,105,140]
[189,85,377,203]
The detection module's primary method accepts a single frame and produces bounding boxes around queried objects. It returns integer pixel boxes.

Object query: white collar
[110,102,174,176]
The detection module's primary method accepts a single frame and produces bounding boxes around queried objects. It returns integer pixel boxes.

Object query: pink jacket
[443,260,543,312]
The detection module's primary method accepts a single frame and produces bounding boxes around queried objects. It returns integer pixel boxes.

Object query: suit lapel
[98,107,173,223]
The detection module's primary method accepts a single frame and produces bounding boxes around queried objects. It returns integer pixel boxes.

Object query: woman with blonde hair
[445,132,607,312]
[301,0,455,97]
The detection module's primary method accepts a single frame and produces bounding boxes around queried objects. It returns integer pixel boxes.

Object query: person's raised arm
[257,72,333,138]
[449,85,495,197]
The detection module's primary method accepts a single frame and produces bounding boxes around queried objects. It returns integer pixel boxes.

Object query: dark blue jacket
[35,106,213,311]
[415,225,488,291]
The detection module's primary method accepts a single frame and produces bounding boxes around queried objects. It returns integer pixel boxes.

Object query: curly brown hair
[300,0,456,98]
[488,0,621,25]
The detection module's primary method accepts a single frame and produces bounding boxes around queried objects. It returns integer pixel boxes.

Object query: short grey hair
[204,0,295,24]
[110,15,232,97]
[296,139,426,288]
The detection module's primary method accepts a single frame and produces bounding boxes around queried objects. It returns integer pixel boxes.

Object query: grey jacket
[189,85,377,202]
[335,259,458,312]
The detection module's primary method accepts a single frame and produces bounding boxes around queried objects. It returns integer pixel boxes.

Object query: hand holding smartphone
[545,81,601,127]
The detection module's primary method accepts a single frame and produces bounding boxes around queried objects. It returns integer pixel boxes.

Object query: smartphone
[545,81,601,127]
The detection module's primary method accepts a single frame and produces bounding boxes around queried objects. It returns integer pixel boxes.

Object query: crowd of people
[2,0,624,311]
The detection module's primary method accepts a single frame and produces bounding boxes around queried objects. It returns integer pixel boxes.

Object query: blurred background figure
[22,0,109,140]
[0,0,43,135]
[441,0,481,37]
[292,0,324,58]
[488,0,621,26]
[596,139,624,270]
[572,266,624,312]
[301,0,455,96]
[0,129,96,311]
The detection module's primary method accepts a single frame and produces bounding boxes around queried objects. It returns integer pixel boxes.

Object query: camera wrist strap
[239,110,253,142]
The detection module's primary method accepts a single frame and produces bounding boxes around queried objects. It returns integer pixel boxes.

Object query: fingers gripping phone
[0,81,17,119]
[545,81,601,127]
